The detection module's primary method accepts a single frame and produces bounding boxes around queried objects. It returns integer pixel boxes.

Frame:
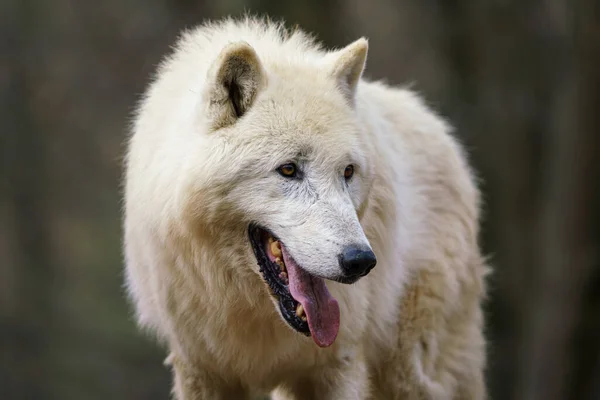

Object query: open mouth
[248,224,340,347]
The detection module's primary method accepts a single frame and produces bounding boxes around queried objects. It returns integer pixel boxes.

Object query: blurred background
[1,1,598,399]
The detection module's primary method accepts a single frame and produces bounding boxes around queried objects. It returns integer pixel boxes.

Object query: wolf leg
[272,356,370,400]
[169,354,249,400]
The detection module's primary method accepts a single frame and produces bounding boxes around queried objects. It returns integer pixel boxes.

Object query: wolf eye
[344,165,354,180]
[277,163,297,178]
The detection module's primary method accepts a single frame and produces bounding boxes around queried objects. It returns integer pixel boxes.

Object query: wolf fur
[123,17,488,400]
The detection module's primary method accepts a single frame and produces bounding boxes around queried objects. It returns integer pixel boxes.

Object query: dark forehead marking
[295,148,311,161]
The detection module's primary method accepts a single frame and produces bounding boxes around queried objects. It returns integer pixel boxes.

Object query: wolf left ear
[204,42,266,130]
[327,38,368,104]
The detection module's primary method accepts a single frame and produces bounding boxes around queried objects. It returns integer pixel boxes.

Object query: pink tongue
[281,247,340,347]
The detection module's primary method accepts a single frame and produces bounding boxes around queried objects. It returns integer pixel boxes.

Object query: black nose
[339,246,377,278]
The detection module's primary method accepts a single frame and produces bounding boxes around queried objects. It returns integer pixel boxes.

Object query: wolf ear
[204,42,266,129]
[327,38,368,104]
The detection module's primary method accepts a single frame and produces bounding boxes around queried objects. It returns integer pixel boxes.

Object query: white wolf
[123,17,488,400]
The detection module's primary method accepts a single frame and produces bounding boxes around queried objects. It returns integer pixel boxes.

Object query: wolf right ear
[326,38,368,105]
[204,42,266,130]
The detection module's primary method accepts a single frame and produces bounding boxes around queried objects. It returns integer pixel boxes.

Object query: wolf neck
[167,229,289,344]
[187,231,267,304]
[209,231,281,308]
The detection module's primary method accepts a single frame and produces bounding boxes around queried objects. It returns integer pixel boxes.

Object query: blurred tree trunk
[1,0,55,398]
[519,1,599,400]
[435,3,543,397]
[210,0,346,47]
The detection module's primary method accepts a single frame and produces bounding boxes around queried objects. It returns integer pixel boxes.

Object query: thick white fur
[124,17,488,400]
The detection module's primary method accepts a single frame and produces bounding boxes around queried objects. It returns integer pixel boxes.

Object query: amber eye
[344,165,354,180]
[277,163,297,178]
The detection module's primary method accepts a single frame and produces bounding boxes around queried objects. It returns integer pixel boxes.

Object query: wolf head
[183,37,376,345]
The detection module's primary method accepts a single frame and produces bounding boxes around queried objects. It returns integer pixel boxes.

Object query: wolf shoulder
[356,80,479,198]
